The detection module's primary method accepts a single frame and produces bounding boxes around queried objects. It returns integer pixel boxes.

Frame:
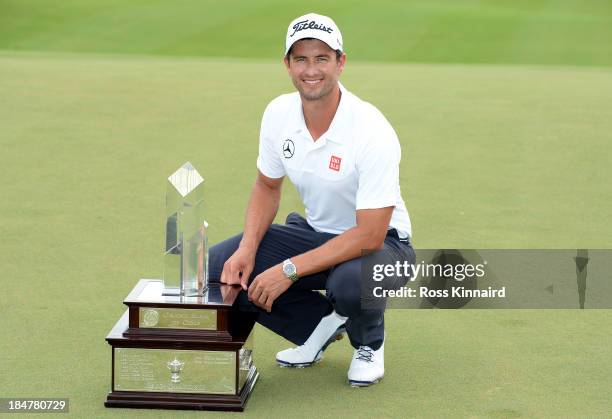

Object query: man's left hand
[248,264,292,312]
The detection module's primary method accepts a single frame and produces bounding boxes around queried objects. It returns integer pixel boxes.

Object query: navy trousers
[209,213,415,350]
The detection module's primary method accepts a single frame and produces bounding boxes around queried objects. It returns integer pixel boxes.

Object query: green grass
[1,51,612,417]
[1,0,612,66]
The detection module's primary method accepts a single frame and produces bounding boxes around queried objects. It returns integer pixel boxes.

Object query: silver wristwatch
[282,259,299,282]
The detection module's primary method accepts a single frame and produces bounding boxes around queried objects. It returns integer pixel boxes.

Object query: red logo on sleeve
[329,155,342,171]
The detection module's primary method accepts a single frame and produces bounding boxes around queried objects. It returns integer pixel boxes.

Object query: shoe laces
[356,346,374,363]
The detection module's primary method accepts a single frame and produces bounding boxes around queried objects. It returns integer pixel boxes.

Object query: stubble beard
[295,77,335,102]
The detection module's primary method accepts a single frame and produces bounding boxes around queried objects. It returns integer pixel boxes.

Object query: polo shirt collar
[291,82,350,144]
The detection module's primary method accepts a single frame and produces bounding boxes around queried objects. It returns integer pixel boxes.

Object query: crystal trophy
[163,162,208,296]
[105,163,259,411]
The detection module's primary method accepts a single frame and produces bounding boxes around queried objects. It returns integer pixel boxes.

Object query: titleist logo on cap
[290,19,333,37]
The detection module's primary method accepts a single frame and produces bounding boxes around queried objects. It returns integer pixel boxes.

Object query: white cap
[285,13,343,56]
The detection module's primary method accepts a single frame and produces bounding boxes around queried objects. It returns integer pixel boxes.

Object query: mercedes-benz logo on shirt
[283,139,295,158]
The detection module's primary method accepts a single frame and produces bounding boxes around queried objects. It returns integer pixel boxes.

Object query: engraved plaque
[138,307,216,330]
[114,348,236,394]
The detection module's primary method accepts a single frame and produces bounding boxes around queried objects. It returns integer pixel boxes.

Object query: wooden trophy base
[104,369,258,411]
[105,280,258,412]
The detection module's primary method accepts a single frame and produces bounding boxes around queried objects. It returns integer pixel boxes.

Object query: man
[209,12,414,387]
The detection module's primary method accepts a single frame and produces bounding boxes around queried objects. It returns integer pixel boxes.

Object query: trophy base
[104,368,259,411]
[105,280,258,412]
[161,285,209,297]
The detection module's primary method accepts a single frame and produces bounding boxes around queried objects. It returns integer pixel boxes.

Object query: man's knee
[326,259,362,316]
[208,233,242,282]
[284,212,313,231]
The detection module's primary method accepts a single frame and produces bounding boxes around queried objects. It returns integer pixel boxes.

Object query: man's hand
[248,264,292,312]
[220,246,256,290]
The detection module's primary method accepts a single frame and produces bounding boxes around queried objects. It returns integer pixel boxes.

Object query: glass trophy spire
[163,162,209,296]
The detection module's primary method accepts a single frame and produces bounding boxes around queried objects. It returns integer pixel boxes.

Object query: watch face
[284,263,296,276]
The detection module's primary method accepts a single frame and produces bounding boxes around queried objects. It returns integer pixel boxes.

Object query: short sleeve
[355,124,401,210]
[256,104,286,179]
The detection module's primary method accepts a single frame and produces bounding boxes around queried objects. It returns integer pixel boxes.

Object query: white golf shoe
[347,340,384,387]
[276,311,347,368]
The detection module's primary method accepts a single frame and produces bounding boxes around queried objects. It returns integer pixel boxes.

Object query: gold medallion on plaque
[142,309,160,327]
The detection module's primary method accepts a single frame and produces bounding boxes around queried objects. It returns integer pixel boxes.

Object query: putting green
[1,52,611,417]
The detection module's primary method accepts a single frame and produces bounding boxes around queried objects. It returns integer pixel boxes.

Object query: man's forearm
[239,177,281,251]
[291,225,386,278]
[289,207,394,279]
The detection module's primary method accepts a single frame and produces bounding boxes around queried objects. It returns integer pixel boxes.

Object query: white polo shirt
[256,83,412,239]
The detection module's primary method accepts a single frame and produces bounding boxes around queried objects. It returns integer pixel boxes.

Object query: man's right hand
[220,246,256,290]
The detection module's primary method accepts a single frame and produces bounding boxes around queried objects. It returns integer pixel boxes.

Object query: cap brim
[285,35,341,55]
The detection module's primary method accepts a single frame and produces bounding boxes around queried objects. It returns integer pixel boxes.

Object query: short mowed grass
[1,51,612,418]
[1,0,612,418]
